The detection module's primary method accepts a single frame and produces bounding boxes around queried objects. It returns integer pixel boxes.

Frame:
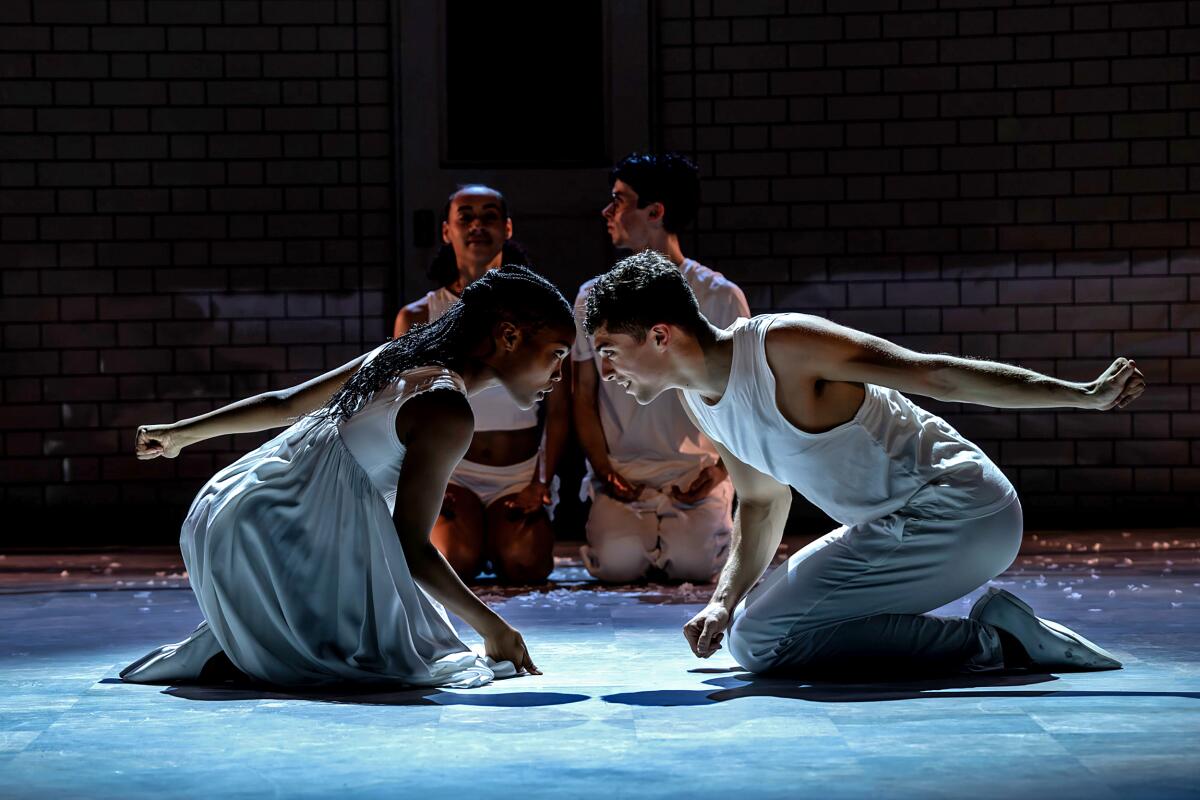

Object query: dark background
[1,0,1197,545]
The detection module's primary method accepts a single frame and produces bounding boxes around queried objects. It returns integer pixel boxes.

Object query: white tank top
[424,286,538,432]
[682,315,1016,526]
[337,345,467,512]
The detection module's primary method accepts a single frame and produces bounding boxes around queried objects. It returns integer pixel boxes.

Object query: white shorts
[580,477,734,583]
[449,453,560,516]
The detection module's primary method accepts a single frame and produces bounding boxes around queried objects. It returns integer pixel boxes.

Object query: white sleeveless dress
[122,348,504,688]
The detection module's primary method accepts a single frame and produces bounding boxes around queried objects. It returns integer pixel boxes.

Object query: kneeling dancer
[124,266,573,688]
[584,251,1144,675]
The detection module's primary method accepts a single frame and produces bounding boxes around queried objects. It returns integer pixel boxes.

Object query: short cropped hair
[609,152,701,234]
[584,250,707,342]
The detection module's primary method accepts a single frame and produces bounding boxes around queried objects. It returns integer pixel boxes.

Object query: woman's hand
[483,621,541,675]
[135,424,186,460]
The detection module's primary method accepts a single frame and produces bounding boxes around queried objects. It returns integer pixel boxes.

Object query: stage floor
[1,531,1197,799]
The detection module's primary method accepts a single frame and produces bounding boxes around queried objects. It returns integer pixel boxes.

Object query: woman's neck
[448,252,503,294]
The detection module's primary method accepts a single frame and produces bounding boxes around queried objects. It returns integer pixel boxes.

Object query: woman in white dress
[122,265,575,689]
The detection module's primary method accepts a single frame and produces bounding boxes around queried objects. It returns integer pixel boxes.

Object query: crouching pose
[584,251,1144,676]
[124,265,574,688]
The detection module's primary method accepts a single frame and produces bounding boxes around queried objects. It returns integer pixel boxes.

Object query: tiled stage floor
[1,531,1197,799]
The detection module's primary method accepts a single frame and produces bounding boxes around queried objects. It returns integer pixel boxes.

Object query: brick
[1111,277,1186,303]
[997,279,1072,305]
[1116,440,1189,465]
[1113,222,1188,248]
[1002,441,1075,466]
[1055,305,1130,331]
[942,307,1015,333]
[1111,1,1186,29]
[1114,330,1188,356]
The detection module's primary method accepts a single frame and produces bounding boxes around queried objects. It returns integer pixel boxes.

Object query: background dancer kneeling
[395,185,568,585]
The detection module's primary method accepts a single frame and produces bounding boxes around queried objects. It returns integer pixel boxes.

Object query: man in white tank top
[583,251,1145,677]
[393,185,569,585]
[573,153,750,583]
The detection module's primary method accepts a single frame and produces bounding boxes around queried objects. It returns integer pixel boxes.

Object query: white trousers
[728,499,1023,675]
[581,479,734,583]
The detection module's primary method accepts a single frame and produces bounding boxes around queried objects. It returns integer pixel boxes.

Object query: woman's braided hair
[319,264,573,422]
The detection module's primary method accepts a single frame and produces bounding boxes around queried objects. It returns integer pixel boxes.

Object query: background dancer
[395,185,569,584]
[124,266,574,688]
[584,252,1145,676]
[573,153,750,583]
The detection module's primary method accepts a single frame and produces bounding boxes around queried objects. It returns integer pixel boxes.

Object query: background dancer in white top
[124,266,573,688]
[584,251,1145,676]
[394,185,569,584]
[573,153,750,583]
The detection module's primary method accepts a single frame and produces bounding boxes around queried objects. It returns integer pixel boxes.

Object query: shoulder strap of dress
[399,366,467,403]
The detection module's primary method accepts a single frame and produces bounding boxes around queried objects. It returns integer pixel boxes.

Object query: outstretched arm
[394,391,540,673]
[679,404,792,659]
[781,315,1146,410]
[135,351,370,459]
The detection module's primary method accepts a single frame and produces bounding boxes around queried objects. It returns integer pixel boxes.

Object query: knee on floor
[440,542,484,582]
[581,535,650,583]
[491,540,553,585]
[727,614,789,675]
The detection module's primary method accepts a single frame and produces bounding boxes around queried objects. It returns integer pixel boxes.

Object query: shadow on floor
[604,672,1200,706]
[99,677,589,707]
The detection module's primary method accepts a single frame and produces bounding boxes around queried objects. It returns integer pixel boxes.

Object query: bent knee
[492,542,553,584]
[727,612,796,675]
[659,534,729,583]
[582,534,650,583]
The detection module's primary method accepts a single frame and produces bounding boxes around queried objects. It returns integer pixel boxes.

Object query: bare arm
[705,438,792,617]
[779,315,1146,410]
[571,356,643,501]
[679,400,791,659]
[393,391,539,672]
[135,352,369,459]
[538,357,571,484]
[571,357,614,476]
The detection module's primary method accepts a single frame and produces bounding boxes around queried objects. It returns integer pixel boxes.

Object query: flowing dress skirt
[125,417,496,688]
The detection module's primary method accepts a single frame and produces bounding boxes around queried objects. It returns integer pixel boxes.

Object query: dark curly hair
[321,264,573,422]
[610,152,701,234]
[584,250,707,343]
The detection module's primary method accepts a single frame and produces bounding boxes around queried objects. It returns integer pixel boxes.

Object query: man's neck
[675,323,735,403]
[641,231,686,267]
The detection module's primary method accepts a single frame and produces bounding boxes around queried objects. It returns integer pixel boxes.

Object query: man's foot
[970,587,1122,672]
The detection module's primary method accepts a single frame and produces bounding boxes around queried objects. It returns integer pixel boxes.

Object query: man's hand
[602,469,644,503]
[683,603,731,658]
[670,463,728,505]
[503,481,552,516]
[135,424,185,460]
[1087,358,1146,410]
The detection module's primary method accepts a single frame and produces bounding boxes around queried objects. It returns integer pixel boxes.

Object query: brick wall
[0,0,394,538]
[657,0,1199,524]
[3,0,1197,539]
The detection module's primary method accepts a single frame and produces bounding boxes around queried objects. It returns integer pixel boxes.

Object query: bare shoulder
[394,296,431,336]
[394,388,474,455]
[763,313,841,351]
